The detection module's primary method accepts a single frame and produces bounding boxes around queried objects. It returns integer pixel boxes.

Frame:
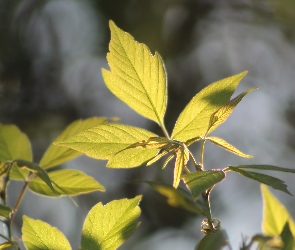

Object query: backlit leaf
[55,124,157,160]
[206,87,257,134]
[22,215,71,250]
[206,136,252,158]
[171,71,247,141]
[144,181,206,215]
[40,117,108,169]
[183,170,225,200]
[28,169,104,196]
[102,21,167,126]
[173,146,190,188]
[0,124,32,180]
[16,160,59,195]
[107,147,158,168]
[261,185,295,236]
[227,167,292,195]
[81,195,142,250]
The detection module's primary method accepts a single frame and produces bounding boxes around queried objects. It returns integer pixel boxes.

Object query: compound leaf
[40,117,108,170]
[171,71,247,141]
[22,215,71,250]
[183,170,225,200]
[55,124,157,161]
[0,124,32,180]
[206,137,252,158]
[227,167,292,195]
[102,21,167,126]
[261,185,295,236]
[81,195,142,250]
[28,169,104,197]
[206,87,257,134]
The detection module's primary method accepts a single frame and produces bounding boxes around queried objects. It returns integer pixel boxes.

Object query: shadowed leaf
[206,87,257,135]
[227,167,292,195]
[183,170,225,200]
[195,230,230,250]
[0,205,12,220]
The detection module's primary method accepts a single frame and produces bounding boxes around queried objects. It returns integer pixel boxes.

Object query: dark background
[1,0,295,249]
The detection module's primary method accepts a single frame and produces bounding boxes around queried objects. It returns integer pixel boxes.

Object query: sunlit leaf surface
[102,21,167,126]
[40,117,108,169]
[172,71,247,141]
[22,215,71,250]
[81,196,142,250]
[28,169,104,196]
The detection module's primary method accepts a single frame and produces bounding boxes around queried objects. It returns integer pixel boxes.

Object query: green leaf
[22,215,71,250]
[28,169,104,196]
[81,195,142,250]
[0,124,32,180]
[102,21,167,126]
[171,71,247,141]
[0,242,19,250]
[144,181,206,215]
[107,147,158,168]
[206,136,252,158]
[40,117,108,169]
[261,185,295,237]
[183,170,225,200]
[195,230,230,250]
[173,146,190,188]
[0,205,12,220]
[229,164,295,174]
[227,167,292,195]
[281,222,294,250]
[16,160,59,195]
[206,87,257,134]
[55,124,157,161]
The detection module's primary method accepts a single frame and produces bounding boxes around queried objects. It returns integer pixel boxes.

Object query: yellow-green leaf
[40,117,108,169]
[206,136,252,158]
[206,87,257,135]
[81,195,142,250]
[0,124,32,180]
[28,169,105,196]
[22,215,71,250]
[102,21,167,126]
[171,71,247,141]
[173,146,190,188]
[261,184,295,236]
[55,124,157,161]
[107,147,158,168]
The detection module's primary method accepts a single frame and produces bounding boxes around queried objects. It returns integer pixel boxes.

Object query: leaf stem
[200,140,206,169]
[160,123,170,139]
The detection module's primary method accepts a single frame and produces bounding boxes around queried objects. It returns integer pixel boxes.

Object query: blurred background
[1,0,295,249]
